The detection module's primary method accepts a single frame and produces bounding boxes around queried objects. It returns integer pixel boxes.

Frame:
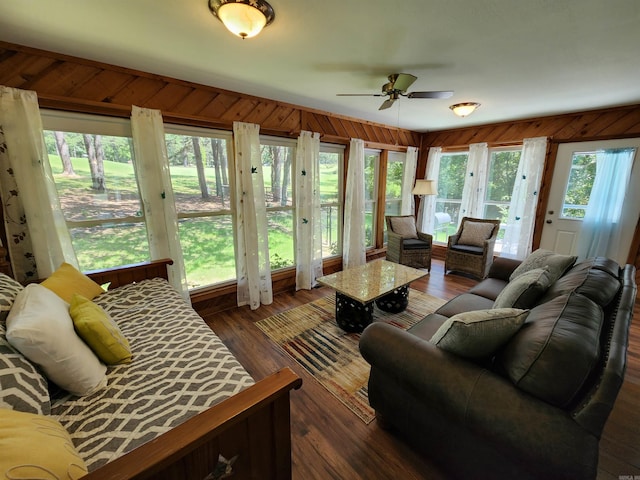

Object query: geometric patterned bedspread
[50,278,255,471]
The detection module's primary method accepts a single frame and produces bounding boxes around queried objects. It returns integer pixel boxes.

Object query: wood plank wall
[0,41,420,147]
[419,105,640,274]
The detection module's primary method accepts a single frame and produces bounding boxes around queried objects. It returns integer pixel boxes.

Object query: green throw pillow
[493,267,552,309]
[430,308,529,359]
[70,294,132,365]
[509,249,577,284]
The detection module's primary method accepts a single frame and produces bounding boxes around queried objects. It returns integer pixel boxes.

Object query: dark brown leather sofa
[359,256,637,480]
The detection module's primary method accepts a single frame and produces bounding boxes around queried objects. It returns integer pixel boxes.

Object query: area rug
[256,289,447,424]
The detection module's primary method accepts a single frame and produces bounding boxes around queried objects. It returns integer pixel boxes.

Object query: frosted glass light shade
[209,0,275,39]
[449,102,480,117]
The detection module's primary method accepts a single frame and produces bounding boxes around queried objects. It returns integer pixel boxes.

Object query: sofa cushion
[430,308,529,359]
[540,257,621,307]
[458,221,495,247]
[0,409,88,479]
[468,278,509,302]
[0,322,50,415]
[408,313,449,341]
[6,284,107,396]
[390,217,418,238]
[493,267,552,309]
[509,249,576,283]
[435,293,495,318]
[498,292,603,408]
[402,238,430,250]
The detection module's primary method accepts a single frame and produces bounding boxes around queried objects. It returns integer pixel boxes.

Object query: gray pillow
[509,249,577,284]
[493,267,552,309]
[0,273,24,322]
[0,321,51,415]
[430,308,529,359]
[458,221,495,247]
[390,217,418,238]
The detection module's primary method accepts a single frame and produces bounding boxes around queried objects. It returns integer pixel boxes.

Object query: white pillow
[6,284,107,396]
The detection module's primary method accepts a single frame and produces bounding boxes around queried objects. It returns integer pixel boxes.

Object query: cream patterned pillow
[458,221,496,247]
[493,267,552,309]
[390,217,418,239]
[430,308,529,359]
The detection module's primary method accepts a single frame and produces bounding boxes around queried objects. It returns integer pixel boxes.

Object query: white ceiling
[1,0,640,133]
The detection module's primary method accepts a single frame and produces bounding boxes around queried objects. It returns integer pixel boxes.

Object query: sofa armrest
[486,256,521,281]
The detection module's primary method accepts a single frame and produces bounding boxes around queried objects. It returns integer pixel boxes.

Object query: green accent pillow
[70,294,132,365]
[430,308,529,359]
[493,267,552,309]
[509,249,577,284]
[41,262,104,304]
[0,409,88,479]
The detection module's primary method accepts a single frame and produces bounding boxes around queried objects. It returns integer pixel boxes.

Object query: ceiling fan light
[450,102,480,117]
[209,0,275,39]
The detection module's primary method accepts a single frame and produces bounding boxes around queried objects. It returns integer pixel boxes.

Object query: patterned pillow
[0,321,50,415]
[458,221,496,247]
[0,273,24,322]
[390,217,418,238]
[509,249,577,284]
[430,308,529,359]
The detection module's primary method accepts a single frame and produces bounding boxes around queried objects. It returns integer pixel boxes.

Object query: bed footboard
[80,367,302,480]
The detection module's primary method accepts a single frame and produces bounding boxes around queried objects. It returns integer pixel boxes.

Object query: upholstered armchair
[385,215,432,271]
[445,217,501,279]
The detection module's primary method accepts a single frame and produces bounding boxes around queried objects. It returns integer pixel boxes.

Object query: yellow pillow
[70,294,132,365]
[0,408,88,479]
[41,262,104,303]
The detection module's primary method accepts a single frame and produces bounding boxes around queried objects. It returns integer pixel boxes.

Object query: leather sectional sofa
[359,253,637,480]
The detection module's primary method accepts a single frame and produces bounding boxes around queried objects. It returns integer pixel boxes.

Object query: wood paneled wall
[0,41,420,147]
[419,104,640,272]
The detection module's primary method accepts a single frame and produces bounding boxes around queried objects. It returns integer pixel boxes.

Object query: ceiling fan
[337,73,453,110]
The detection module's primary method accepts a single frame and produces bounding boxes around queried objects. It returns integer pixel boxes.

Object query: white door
[539,138,640,265]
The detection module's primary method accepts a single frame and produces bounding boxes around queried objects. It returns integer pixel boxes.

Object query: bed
[0,258,302,480]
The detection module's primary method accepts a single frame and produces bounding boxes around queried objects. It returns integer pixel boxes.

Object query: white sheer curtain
[295,130,323,290]
[232,121,272,309]
[501,137,548,259]
[416,146,442,233]
[343,138,366,269]
[459,142,489,222]
[0,86,77,278]
[576,147,636,260]
[130,106,190,302]
[400,146,418,215]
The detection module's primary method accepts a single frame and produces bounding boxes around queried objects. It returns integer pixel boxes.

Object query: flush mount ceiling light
[208,0,275,39]
[449,102,481,117]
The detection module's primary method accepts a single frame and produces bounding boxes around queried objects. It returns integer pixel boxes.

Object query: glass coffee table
[317,259,428,333]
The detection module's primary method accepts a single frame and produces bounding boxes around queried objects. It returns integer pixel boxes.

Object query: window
[435,152,467,242]
[319,144,344,257]
[384,152,405,217]
[260,138,295,270]
[165,126,235,289]
[364,150,380,248]
[561,152,596,219]
[42,111,149,272]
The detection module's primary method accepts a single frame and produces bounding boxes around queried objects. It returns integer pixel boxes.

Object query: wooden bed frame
[78,258,302,480]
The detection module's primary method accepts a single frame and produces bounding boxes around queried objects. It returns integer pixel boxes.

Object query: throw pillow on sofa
[430,308,529,359]
[0,408,88,479]
[6,284,107,396]
[509,248,577,284]
[493,267,552,309]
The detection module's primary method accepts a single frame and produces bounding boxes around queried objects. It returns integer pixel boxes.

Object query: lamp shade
[209,0,275,39]
[412,179,437,196]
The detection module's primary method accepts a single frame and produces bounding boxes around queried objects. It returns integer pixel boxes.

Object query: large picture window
[319,145,343,257]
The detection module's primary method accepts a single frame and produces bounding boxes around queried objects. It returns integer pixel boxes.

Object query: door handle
[546,220,553,224]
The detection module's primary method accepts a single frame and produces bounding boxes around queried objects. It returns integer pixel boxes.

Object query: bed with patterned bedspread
[51,277,255,471]
[0,259,301,480]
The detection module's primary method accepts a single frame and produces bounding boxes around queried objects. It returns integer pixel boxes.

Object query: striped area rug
[256,289,447,424]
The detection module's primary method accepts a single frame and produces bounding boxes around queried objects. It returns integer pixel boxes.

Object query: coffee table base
[335,292,374,333]
[375,285,410,313]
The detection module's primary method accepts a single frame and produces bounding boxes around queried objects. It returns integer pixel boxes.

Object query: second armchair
[385,215,432,271]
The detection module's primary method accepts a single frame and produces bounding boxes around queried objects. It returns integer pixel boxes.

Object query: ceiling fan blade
[379,98,396,110]
[336,93,385,97]
[407,90,454,99]
[390,73,417,92]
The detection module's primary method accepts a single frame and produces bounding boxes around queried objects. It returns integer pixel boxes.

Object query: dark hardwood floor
[202,259,640,480]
